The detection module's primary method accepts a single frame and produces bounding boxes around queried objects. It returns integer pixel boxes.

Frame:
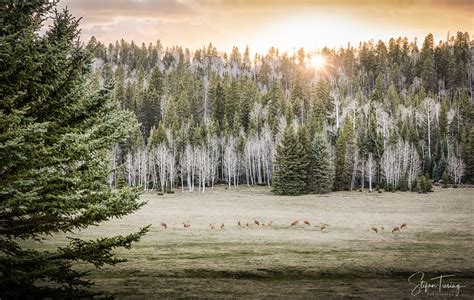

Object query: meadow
[35,187,474,298]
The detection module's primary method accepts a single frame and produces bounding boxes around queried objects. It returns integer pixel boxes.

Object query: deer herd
[371,223,408,234]
[159,219,404,234]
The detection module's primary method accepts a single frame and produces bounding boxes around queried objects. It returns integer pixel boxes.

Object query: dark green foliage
[399,176,408,192]
[272,126,308,195]
[425,174,433,192]
[463,128,474,183]
[298,125,311,191]
[334,117,355,191]
[417,176,427,193]
[385,183,394,192]
[442,172,449,188]
[88,32,471,194]
[420,34,438,93]
[307,132,333,193]
[417,175,433,193]
[0,1,149,297]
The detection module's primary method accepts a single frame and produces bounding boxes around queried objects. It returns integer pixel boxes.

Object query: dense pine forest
[87,33,473,195]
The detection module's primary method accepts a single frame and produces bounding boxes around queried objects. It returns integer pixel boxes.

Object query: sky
[58,0,473,54]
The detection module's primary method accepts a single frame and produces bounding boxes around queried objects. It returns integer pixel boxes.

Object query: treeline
[86,32,473,194]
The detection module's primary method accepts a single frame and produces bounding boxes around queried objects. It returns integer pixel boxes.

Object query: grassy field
[36,186,473,298]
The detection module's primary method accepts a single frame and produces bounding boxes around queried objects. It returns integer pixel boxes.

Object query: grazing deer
[238,221,242,227]
[254,220,260,226]
[380,226,385,232]
[319,224,328,231]
[291,220,299,227]
[371,227,378,234]
[160,223,167,229]
[392,226,400,233]
[304,220,311,226]
[267,220,273,227]
[183,222,191,228]
[209,223,215,230]
[221,223,225,229]
[400,223,407,229]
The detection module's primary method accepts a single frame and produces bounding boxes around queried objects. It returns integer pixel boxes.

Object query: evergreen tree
[438,98,448,137]
[272,126,308,195]
[463,128,474,183]
[420,33,437,93]
[0,2,149,297]
[308,132,333,193]
[334,117,356,191]
[298,125,311,191]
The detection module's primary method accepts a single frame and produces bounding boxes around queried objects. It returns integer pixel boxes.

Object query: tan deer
[254,220,260,226]
[380,226,385,232]
[238,221,242,227]
[392,226,400,233]
[221,223,225,229]
[267,220,273,227]
[371,227,378,234]
[400,223,407,229]
[183,222,191,228]
[291,220,299,227]
[319,224,329,231]
[209,223,215,230]
[160,223,167,230]
[304,220,311,226]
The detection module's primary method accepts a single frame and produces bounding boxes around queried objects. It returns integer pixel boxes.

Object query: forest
[87,33,473,195]
[2,1,473,297]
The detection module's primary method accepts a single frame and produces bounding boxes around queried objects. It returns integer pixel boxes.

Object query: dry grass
[35,186,474,298]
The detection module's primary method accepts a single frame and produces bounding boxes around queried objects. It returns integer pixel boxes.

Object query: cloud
[59,0,195,23]
[56,0,472,53]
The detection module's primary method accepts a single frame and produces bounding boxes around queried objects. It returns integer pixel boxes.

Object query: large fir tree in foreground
[0,1,149,297]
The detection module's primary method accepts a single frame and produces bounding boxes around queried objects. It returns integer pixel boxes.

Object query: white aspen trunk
[427,110,431,160]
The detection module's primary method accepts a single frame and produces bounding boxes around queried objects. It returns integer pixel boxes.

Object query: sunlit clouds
[58,0,473,54]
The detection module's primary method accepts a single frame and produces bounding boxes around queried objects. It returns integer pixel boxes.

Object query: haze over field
[58,0,474,53]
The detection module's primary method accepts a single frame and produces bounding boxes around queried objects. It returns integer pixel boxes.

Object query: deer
[254,220,260,226]
[238,221,242,227]
[246,222,249,227]
[400,223,407,229]
[209,223,215,230]
[160,223,167,229]
[304,220,311,226]
[267,220,273,227]
[380,226,385,232]
[221,223,225,229]
[371,227,378,234]
[183,222,191,228]
[291,220,299,227]
[319,224,329,231]
[392,226,400,233]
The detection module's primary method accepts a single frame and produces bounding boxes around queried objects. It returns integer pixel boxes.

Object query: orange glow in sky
[58,0,473,54]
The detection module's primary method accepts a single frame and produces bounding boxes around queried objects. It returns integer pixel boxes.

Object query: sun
[311,54,325,69]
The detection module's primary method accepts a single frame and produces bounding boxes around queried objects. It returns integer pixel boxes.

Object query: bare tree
[365,153,376,192]
[417,98,437,161]
[447,148,465,185]
[381,140,421,190]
